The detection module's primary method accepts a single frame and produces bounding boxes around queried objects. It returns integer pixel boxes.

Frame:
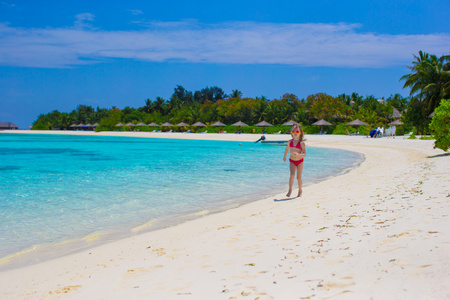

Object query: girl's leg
[287,162,296,197]
[296,162,304,197]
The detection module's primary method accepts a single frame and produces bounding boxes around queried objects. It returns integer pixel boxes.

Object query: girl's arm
[298,142,306,158]
[283,141,290,161]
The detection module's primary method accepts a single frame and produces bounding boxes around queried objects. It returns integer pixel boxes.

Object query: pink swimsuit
[289,140,304,166]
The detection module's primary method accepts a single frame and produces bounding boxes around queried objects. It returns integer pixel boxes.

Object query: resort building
[0,122,19,130]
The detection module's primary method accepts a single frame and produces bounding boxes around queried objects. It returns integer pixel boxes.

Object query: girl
[283,124,306,197]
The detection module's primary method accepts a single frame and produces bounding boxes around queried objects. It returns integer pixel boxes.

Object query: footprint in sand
[320,278,354,291]
[218,225,234,230]
[152,248,166,256]
[387,231,410,239]
[325,259,344,265]
[379,246,407,253]
[123,265,164,279]
[418,264,432,269]
[49,285,82,295]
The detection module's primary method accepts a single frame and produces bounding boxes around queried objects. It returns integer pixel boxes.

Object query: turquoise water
[0,133,363,263]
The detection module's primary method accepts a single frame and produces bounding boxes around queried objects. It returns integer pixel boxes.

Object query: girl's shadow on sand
[427,153,450,158]
[274,197,297,202]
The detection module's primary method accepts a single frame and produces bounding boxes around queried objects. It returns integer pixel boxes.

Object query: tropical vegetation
[32,51,449,137]
[429,99,450,151]
[400,51,450,134]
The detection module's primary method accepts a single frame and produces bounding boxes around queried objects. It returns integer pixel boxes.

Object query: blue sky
[1,0,449,128]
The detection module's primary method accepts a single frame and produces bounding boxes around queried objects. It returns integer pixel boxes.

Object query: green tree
[404,96,429,134]
[429,99,450,151]
[32,117,50,130]
[59,113,71,129]
[170,85,193,109]
[200,100,219,122]
[194,86,227,104]
[97,108,123,131]
[253,101,268,123]
[337,93,363,110]
[122,106,146,123]
[74,105,96,124]
[353,107,387,128]
[255,95,268,102]
[153,97,167,115]
[307,93,351,121]
[386,94,409,113]
[140,99,153,113]
[231,89,242,99]
[401,51,450,133]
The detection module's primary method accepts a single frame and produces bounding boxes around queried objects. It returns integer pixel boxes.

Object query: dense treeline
[33,51,449,136]
[32,90,408,135]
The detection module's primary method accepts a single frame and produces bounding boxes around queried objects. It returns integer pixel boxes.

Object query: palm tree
[142,99,153,113]
[154,97,166,114]
[401,51,450,115]
[253,101,267,123]
[231,89,243,99]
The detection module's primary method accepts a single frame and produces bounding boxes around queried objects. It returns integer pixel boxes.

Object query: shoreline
[1,133,449,299]
[0,130,277,142]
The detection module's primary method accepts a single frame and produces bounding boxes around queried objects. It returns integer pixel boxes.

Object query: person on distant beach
[283,124,306,197]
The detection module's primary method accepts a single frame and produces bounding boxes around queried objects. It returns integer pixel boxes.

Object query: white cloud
[127,9,144,15]
[1,2,15,7]
[74,13,95,29]
[0,21,448,68]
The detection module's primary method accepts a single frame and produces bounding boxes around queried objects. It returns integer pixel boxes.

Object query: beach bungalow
[0,122,19,130]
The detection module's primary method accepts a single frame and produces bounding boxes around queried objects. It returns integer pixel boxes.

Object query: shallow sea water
[0,133,363,262]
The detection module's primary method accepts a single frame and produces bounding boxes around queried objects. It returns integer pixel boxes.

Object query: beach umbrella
[115,123,124,127]
[76,123,85,131]
[176,122,190,127]
[255,121,273,134]
[255,121,273,127]
[231,121,248,127]
[231,121,248,134]
[211,121,226,126]
[311,119,332,134]
[346,119,368,126]
[347,119,368,134]
[192,122,207,127]
[387,119,403,136]
[93,123,99,127]
[69,124,77,127]
[84,123,94,131]
[211,121,226,133]
[161,122,173,132]
[282,120,298,126]
[428,111,434,118]
[311,119,332,126]
[135,122,147,126]
[388,120,404,125]
[124,123,136,131]
[148,122,159,126]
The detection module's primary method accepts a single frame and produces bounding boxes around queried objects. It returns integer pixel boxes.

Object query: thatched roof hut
[0,122,18,130]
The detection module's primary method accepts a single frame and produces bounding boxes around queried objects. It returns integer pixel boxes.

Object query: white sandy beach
[0,131,449,299]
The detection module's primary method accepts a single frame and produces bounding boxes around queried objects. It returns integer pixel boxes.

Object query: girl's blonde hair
[290,123,304,141]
